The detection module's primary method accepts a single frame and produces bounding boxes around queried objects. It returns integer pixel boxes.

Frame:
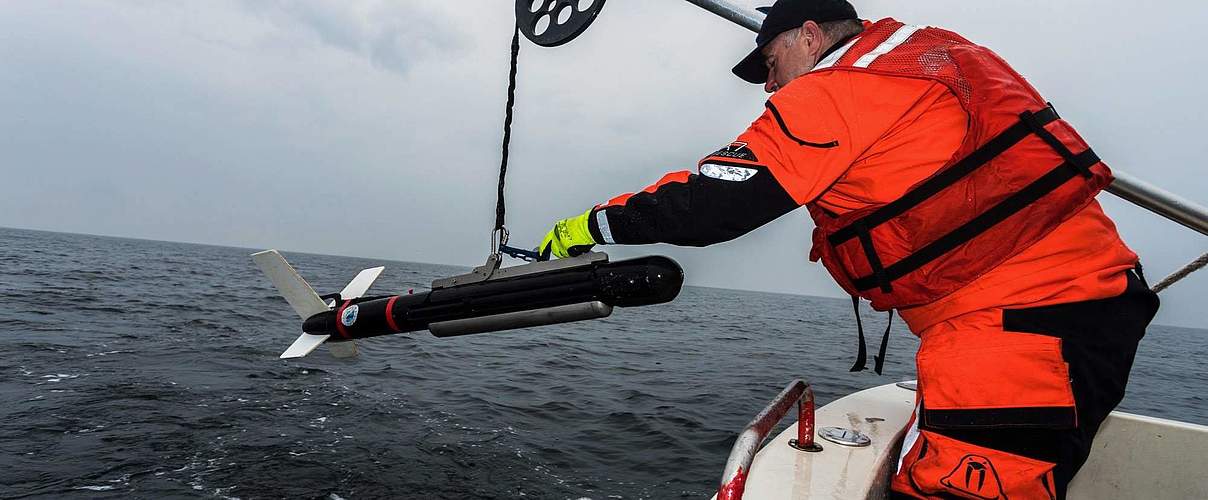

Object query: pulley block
[516,0,606,47]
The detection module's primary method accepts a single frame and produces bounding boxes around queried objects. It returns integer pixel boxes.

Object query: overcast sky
[2,0,1205,328]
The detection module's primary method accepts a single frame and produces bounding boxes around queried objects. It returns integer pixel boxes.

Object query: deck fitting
[818,426,872,447]
[788,438,824,452]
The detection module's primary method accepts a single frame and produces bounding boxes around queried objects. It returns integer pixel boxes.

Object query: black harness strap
[1019,104,1096,178]
[848,296,895,375]
[848,295,868,372]
[854,221,892,293]
[811,103,1102,294]
[828,105,1061,246]
[851,148,1100,291]
[872,310,893,375]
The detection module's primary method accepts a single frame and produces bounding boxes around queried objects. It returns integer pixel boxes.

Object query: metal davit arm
[1107,171,1208,237]
[718,379,820,500]
[682,0,1208,238]
[684,0,762,32]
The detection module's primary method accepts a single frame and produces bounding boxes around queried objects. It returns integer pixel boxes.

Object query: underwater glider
[252,250,682,359]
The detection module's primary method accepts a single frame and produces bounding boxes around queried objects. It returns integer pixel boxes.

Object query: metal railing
[718,379,821,500]
[684,0,1208,238]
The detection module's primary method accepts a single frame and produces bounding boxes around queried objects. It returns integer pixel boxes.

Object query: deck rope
[1152,251,1208,294]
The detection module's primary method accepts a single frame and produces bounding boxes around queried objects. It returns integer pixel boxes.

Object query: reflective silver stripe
[812,36,860,71]
[852,24,923,68]
[700,163,758,182]
[595,209,615,245]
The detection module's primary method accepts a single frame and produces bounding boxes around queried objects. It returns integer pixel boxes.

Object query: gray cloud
[238,0,466,76]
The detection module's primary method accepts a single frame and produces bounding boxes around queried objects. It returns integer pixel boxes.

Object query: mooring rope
[1152,250,1208,294]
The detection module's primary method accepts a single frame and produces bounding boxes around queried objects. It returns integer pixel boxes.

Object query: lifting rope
[490,24,523,258]
[488,1,607,263]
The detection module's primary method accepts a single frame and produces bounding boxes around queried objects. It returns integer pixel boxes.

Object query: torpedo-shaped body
[304,254,682,340]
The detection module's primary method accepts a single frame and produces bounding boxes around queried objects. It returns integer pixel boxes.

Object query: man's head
[732,0,862,93]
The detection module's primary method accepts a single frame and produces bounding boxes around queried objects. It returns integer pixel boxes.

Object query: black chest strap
[827,104,1102,294]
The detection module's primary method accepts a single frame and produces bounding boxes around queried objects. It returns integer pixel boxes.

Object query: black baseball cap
[732,0,859,84]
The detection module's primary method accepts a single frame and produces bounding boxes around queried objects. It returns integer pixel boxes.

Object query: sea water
[1,227,1203,499]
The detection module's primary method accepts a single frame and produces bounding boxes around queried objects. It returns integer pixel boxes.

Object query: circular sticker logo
[340,305,359,327]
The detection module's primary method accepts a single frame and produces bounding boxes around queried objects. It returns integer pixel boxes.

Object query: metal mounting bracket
[432,251,609,289]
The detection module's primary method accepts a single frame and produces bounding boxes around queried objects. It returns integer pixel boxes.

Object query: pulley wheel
[516,0,606,47]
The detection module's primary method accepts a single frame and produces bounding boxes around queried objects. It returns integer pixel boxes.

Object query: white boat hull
[715,382,1208,499]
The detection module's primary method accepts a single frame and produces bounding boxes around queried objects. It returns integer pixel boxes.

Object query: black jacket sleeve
[588,159,801,247]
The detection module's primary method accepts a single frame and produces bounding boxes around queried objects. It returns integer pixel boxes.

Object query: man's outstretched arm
[535,136,811,259]
[536,76,870,259]
[587,149,800,247]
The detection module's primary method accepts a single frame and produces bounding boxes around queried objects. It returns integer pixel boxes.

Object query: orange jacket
[589,19,1137,333]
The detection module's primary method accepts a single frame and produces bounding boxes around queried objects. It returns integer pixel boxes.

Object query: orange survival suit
[584,18,1158,499]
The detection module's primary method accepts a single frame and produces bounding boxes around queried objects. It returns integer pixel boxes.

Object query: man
[536,1,1159,498]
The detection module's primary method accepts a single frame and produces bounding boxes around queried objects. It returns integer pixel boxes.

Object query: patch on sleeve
[707,141,758,162]
[700,163,759,182]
